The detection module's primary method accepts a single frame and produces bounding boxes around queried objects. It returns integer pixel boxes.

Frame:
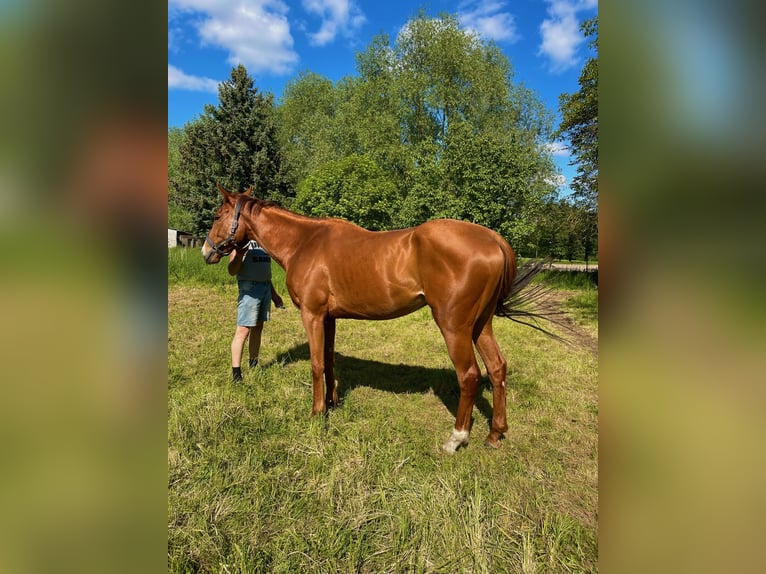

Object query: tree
[168,126,183,186]
[167,126,195,230]
[556,17,598,212]
[577,205,598,263]
[278,13,557,241]
[294,154,400,231]
[387,14,557,237]
[440,123,557,246]
[277,72,340,183]
[177,65,291,233]
[529,197,598,262]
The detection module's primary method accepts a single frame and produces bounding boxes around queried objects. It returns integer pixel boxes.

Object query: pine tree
[177,65,291,233]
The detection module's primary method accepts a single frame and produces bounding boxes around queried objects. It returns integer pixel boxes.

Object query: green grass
[565,291,598,326]
[168,248,598,573]
[539,270,598,292]
[538,271,598,328]
[168,246,239,288]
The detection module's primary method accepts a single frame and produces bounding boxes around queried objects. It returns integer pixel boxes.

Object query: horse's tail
[495,256,572,344]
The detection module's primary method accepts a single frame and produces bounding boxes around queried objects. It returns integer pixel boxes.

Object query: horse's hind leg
[436,325,482,453]
[475,321,509,448]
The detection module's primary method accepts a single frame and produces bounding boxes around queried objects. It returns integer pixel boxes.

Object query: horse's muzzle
[201,243,221,264]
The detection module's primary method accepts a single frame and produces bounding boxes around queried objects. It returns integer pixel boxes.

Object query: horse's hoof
[442,429,469,453]
[326,395,339,409]
[484,433,504,449]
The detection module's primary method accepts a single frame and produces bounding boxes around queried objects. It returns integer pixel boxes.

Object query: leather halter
[204,195,247,261]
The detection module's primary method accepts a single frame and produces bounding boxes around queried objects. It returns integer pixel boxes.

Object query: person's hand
[273,294,285,309]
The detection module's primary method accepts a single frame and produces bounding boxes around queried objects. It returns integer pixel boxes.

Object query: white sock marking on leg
[442,429,470,453]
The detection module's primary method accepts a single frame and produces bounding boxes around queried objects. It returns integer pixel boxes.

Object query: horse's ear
[216,183,231,198]
[244,186,253,196]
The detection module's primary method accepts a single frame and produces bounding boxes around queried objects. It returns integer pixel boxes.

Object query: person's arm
[227,248,246,276]
[270,282,285,308]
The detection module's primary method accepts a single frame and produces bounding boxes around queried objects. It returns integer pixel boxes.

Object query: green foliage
[550,17,598,264]
[168,126,183,186]
[295,154,400,230]
[168,203,195,232]
[277,72,340,182]
[527,197,598,261]
[168,126,195,229]
[394,14,504,147]
[277,13,557,239]
[556,17,598,212]
[176,65,292,234]
[441,124,556,246]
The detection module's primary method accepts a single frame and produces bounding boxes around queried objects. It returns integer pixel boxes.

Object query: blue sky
[168,0,598,194]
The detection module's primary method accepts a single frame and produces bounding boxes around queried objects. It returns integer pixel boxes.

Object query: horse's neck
[248,206,315,269]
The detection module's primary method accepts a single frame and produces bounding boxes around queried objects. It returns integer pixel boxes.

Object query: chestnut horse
[202,185,555,452]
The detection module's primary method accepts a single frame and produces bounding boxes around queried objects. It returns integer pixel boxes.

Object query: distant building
[168,228,203,248]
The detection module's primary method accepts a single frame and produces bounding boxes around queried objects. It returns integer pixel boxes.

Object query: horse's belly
[328,290,426,320]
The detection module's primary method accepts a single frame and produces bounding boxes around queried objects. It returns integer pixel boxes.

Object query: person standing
[228,240,284,382]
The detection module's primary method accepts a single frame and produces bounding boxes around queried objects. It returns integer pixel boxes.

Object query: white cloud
[457,0,519,43]
[301,0,365,46]
[168,65,219,92]
[538,0,596,72]
[545,141,570,157]
[546,173,567,188]
[168,0,299,75]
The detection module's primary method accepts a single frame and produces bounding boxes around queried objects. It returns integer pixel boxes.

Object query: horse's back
[413,219,512,265]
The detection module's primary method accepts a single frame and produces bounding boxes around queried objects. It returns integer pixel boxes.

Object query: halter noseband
[204,196,247,259]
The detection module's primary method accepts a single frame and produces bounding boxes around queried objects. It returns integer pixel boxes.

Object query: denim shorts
[237,281,271,326]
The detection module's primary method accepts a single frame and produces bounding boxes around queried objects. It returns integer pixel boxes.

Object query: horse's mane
[246,196,283,209]
[255,198,284,209]
[243,196,284,216]
[248,197,369,230]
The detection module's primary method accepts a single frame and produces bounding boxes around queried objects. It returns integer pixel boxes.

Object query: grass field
[168,248,598,573]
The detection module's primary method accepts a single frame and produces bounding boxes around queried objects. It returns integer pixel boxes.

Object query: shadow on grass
[273,342,539,430]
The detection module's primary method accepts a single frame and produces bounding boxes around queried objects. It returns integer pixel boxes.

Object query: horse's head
[201,184,253,264]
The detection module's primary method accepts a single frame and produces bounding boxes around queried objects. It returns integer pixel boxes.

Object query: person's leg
[233,281,259,380]
[231,325,251,381]
[248,321,264,368]
[249,284,271,368]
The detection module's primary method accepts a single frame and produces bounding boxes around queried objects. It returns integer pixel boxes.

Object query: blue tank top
[237,240,272,283]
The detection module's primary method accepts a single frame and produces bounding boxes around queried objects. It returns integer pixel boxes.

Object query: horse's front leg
[324,317,338,408]
[301,310,326,415]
